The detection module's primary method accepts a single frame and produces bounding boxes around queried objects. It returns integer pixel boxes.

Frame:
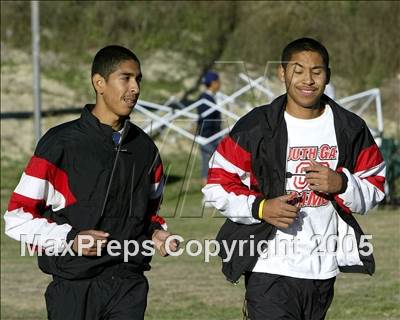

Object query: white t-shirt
[252,105,340,279]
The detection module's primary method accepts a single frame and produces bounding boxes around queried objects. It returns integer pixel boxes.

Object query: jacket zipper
[99,120,130,218]
[128,162,135,217]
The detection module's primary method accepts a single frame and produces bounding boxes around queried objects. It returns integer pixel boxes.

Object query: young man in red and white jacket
[4,45,178,320]
[203,38,385,320]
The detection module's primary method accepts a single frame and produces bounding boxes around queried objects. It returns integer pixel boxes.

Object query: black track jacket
[203,94,386,283]
[5,105,166,279]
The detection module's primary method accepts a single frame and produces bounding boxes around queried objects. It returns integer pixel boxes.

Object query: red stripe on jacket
[151,215,166,226]
[151,163,163,184]
[354,144,384,173]
[216,136,252,172]
[25,156,76,205]
[208,168,261,197]
[333,194,351,214]
[7,193,53,224]
[8,192,46,218]
[364,175,385,193]
[148,197,166,226]
[214,136,259,186]
[353,144,385,193]
[148,160,165,226]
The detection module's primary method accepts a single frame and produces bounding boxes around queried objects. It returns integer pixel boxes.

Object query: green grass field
[1,151,399,320]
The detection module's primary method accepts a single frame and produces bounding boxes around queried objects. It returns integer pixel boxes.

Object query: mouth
[123,96,138,106]
[297,87,317,97]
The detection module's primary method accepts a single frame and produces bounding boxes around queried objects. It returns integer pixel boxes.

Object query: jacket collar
[264,93,345,133]
[80,104,132,144]
[261,94,287,134]
[261,93,360,173]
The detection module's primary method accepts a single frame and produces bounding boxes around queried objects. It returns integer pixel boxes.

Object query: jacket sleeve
[4,135,77,253]
[202,134,263,225]
[146,152,167,235]
[334,127,386,214]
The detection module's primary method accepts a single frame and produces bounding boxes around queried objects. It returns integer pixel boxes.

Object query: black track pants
[245,272,336,320]
[45,270,148,320]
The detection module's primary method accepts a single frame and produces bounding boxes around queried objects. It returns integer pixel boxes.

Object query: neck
[285,97,325,119]
[92,103,125,131]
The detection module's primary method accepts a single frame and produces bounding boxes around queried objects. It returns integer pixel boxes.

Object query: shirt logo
[287,145,338,208]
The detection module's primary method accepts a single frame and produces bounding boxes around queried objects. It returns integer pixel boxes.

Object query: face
[207,79,221,93]
[279,51,328,109]
[94,59,142,118]
[211,79,221,92]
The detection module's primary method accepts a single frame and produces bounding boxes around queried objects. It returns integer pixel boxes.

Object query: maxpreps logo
[287,144,338,208]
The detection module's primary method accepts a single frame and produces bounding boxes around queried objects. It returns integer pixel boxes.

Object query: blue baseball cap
[202,71,219,86]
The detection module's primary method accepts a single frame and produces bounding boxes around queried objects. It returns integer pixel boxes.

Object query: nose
[130,79,140,95]
[303,70,315,85]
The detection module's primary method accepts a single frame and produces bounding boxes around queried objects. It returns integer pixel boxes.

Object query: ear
[325,68,331,85]
[278,64,285,82]
[92,74,106,95]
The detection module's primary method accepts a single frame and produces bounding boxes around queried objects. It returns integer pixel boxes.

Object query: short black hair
[281,38,329,69]
[91,45,140,80]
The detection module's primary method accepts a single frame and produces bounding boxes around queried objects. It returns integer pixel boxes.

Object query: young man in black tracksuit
[203,38,386,319]
[4,46,178,319]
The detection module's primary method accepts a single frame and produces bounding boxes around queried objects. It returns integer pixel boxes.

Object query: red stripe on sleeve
[150,215,166,226]
[208,168,261,197]
[333,194,352,214]
[352,145,385,192]
[8,193,54,224]
[151,163,163,184]
[216,136,252,172]
[25,156,76,206]
[8,192,46,218]
[364,175,385,193]
[354,144,384,173]
[208,168,242,185]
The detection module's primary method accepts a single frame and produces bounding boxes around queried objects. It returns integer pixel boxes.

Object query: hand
[303,160,343,193]
[152,230,179,257]
[262,194,299,228]
[72,230,109,256]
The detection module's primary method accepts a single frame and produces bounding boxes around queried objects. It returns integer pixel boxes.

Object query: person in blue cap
[197,71,222,189]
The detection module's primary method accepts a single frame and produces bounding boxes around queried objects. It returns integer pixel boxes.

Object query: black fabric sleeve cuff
[251,196,265,220]
[66,227,79,243]
[338,171,348,194]
[147,223,164,238]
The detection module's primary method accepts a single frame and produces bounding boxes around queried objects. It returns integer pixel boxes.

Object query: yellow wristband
[258,199,265,220]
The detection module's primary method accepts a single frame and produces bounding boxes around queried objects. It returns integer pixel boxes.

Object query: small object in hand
[287,193,302,207]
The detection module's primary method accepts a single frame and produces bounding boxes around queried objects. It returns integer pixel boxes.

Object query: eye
[121,76,129,81]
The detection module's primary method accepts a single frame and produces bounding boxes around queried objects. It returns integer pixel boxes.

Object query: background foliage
[2,1,399,94]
